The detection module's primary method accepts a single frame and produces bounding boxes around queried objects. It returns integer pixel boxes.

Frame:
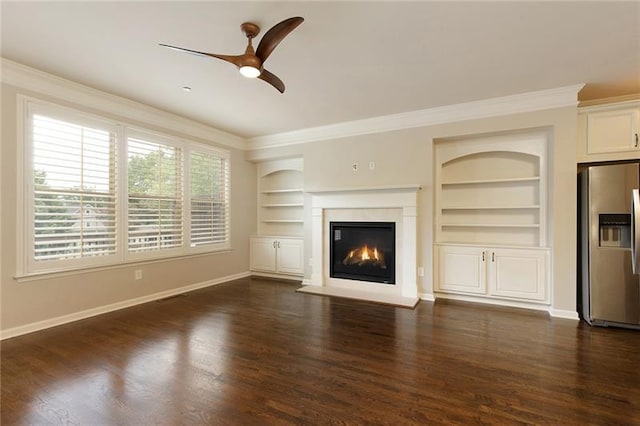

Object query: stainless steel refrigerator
[579,161,640,329]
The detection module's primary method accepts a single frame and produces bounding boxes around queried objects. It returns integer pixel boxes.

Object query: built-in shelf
[441,224,540,228]
[435,131,547,248]
[441,176,540,186]
[257,158,304,237]
[434,131,550,309]
[442,205,540,210]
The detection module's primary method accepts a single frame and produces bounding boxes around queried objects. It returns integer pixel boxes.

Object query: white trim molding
[302,185,420,307]
[2,58,584,153]
[247,84,584,149]
[1,58,246,150]
[419,293,436,302]
[549,309,580,320]
[0,271,251,340]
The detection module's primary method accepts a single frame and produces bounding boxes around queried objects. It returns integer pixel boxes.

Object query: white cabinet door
[586,107,639,156]
[488,248,548,302]
[437,245,486,295]
[276,238,304,275]
[250,237,277,272]
[436,244,550,304]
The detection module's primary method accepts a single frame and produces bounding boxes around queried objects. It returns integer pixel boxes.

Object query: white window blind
[31,114,117,263]
[21,98,233,276]
[127,136,183,253]
[189,149,230,247]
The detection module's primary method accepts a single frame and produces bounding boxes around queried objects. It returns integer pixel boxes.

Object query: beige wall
[1,63,580,336]
[1,82,257,333]
[247,106,578,314]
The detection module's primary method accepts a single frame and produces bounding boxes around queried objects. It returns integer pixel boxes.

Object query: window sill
[14,248,233,283]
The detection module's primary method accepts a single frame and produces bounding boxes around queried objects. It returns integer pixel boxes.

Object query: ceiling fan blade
[255,17,304,63]
[159,43,244,67]
[258,69,285,93]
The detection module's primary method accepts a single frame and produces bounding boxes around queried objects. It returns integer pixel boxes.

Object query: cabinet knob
[635,133,638,148]
[277,241,281,248]
[273,241,277,248]
[482,252,485,262]
[492,252,495,262]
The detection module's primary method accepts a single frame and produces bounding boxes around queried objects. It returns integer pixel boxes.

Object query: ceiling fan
[160,17,304,94]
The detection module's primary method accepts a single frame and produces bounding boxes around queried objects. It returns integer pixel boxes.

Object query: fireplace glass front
[330,221,395,284]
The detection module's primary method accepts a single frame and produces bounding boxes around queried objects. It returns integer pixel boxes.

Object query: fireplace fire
[330,221,395,284]
[343,244,387,269]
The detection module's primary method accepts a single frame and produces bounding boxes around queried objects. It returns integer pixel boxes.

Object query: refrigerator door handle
[633,189,640,275]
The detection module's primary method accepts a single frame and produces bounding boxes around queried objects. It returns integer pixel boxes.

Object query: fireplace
[330,221,396,284]
[298,185,420,308]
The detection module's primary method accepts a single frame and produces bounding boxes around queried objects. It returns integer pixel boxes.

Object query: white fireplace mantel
[298,185,420,308]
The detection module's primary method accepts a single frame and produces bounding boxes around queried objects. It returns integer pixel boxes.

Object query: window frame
[17,96,231,278]
[125,127,186,261]
[186,143,231,253]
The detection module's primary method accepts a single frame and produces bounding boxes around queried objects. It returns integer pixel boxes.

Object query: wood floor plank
[2,277,639,424]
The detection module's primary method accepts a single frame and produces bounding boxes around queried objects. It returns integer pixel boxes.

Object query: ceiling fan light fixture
[160,16,303,93]
[239,66,261,78]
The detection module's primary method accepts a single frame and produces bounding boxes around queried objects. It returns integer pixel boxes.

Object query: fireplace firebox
[330,221,396,284]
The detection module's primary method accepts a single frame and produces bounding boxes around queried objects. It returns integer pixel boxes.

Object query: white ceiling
[1,1,639,139]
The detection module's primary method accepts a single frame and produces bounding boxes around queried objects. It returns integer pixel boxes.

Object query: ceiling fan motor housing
[240,22,260,39]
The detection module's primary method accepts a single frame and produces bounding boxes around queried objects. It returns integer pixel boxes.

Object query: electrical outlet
[417,267,424,277]
[369,161,375,170]
[352,162,358,172]
[135,269,143,280]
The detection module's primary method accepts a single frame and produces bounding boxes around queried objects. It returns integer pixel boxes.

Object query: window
[189,149,230,247]
[27,110,119,273]
[20,98,230,276]
[127,134,183,254]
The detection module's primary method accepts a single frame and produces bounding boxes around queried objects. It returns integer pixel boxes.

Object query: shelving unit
[251,158,305,278]
[257,158,304,237]
[442,224,540,228]
[434,130,551,306]
[442,176,540,185]
[435,139,547,247]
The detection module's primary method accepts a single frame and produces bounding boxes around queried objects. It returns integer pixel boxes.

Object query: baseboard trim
[549,309,580,320]
[419,293,436,302]
[0,271,251,340]
[434,292,551,313]
[251,272,304,281]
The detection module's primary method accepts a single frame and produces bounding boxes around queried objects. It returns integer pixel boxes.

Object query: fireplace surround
[298,185,420,308]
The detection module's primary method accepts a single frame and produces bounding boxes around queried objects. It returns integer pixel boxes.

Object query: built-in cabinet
[251,158,304,278]
[578,100,640,163]
[250,236,304,275]
[437,245,548,302]
[434,130,551,307]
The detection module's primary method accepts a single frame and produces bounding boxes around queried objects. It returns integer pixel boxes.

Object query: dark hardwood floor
[2,277,639,425]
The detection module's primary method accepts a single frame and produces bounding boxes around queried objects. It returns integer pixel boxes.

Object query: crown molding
[0,58,247,150]
[1,58,583,153]
[578,93,640,109]
[247,84,585,150]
